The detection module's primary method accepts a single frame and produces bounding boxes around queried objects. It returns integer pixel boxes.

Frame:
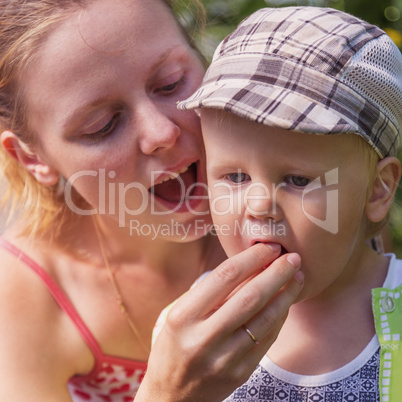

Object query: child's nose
[244,184,283,222]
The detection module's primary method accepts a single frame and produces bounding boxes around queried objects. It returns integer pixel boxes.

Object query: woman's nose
[137,101,180,155]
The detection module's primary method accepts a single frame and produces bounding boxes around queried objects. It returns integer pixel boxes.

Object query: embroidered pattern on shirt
[225,348,380,402]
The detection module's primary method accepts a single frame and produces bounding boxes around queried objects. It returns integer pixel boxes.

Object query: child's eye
[284,175,311,187]
[226,172,250,184]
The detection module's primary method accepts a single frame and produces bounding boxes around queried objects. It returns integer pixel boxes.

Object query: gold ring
[242,325,259,345]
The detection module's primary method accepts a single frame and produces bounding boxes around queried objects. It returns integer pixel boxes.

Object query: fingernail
[293,270,304,286]
[265,243,281,252]
[286,253,301,268]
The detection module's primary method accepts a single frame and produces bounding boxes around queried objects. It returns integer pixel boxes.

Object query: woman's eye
[153,71,185,95]
[285,175,311,187]
[156,77,185,95]
[160,81,180,92]
[226,172,250,184]
[84,114,119,142]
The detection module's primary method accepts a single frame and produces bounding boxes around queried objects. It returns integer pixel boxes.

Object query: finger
[210,253,302,331]
[216,273,302,379]
[206,315,287,389]
[234,271,303,350]
[173,243,281,319]
[234,316,286,375]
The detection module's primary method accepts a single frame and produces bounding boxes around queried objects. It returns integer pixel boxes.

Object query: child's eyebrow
[207,159,247,170]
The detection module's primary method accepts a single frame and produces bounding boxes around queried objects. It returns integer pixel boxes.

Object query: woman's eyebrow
[149,45,182,73]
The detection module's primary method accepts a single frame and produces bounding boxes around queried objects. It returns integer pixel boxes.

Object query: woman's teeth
[158,165,190,184]
[150,163,197,203]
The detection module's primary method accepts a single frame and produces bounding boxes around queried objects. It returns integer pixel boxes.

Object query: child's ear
[366,156,401,223]
[1,130,59,186]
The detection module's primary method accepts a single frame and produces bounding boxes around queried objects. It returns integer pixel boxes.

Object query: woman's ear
[366,156,401,223]
[1,130,59,186]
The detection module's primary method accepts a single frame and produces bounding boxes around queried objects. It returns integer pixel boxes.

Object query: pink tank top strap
[0,237,104,371]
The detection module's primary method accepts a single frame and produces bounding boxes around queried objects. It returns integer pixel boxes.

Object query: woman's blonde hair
[0,0,205,238]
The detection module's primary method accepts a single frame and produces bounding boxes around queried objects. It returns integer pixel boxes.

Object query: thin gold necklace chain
[93,219,151,355]
[93,218,213,357]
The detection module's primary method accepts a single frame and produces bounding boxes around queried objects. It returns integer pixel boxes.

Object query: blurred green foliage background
[192,0,402,59]
[177,0,402,256]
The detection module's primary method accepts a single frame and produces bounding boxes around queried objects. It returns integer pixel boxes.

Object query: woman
[0,0,303,400]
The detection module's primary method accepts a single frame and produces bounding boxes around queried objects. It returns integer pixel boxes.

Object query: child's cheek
[297,179,340,236]
[209,189,245,257]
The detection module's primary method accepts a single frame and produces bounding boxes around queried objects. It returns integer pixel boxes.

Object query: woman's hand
[135,243,303,402]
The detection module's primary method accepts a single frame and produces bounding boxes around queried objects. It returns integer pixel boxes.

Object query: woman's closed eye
[83,113,120,142]
[154,70,185,96]
[158,78,183,94]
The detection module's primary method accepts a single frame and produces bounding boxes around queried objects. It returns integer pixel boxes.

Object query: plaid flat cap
[178,7,402,158]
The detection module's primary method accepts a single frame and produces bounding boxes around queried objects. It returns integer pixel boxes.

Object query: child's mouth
[280,245,288,256]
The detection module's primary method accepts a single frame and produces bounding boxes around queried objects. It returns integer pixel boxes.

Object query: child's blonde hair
[353,135,388,239]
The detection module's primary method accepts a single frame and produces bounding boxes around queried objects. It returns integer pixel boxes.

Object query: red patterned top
[0,238,147,402]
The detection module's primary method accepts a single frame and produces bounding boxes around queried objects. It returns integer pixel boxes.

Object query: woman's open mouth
[149,162,204,211]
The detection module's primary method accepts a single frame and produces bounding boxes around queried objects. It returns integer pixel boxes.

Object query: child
[176,6,402,401]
